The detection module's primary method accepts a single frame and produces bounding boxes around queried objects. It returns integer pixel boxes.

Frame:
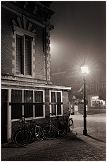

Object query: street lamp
[81,65,89,136]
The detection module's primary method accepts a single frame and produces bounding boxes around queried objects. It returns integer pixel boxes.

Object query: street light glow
[81,65,89,74]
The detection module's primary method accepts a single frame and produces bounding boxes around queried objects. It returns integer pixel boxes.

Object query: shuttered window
[16,34,32,75]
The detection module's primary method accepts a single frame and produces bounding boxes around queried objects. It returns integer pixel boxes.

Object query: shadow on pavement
[63,133,85,143]
[1,133,83,148]
[1,142,26,148]
[87,134,105,143]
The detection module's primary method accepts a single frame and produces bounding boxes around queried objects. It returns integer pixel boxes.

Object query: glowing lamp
[81,65,89,74]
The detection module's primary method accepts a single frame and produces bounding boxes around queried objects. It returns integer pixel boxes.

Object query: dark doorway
[1,89,8,143]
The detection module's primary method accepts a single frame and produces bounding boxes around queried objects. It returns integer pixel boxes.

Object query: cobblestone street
[1,113,106,161]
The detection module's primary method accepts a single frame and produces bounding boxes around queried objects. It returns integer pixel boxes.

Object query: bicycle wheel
[34,125,44,140]
[43,125,57,138]
[59,129,67,137]
[14,129,32,146]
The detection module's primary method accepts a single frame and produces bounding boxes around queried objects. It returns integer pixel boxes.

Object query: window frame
[33,90,45,119]
[24,90,33,118]
[49,90,63,117]
[11,89,45,122]
[11,89,22,120]
[14,26,34,77]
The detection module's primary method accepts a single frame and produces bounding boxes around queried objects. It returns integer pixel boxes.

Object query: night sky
[50,1,106,88]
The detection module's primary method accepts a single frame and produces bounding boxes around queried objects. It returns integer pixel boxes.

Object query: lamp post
[81,65,89,136]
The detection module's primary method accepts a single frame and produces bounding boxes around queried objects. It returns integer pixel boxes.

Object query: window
[16,34,32,75]
[11,89,45,120]
[35,91,44,117]
[16,35,24,74]
[51,92,56,115]
[24,90,33,118]
[11,90,22,119]
[25,36,32,75]
[57,92,62,115]
[50,91,63,116]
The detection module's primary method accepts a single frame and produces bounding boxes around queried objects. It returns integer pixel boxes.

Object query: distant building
[88,95,106,108]
[1,2,71,143]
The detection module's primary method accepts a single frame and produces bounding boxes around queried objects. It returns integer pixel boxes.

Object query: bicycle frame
[13,116,32,146]
[43,113,65,138]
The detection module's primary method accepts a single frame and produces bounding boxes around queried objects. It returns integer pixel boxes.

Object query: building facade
[1,2,71,143]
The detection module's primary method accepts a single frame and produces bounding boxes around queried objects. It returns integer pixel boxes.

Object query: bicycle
[43,113,67,138]
[68,115,77,135]
[29,120,46,142]
[13,117,45,146]
[13,116,32,146]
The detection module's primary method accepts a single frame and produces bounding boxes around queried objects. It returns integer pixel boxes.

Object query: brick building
[1,2,71,143]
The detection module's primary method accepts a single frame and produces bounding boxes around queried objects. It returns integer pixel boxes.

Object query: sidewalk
[1,131,106,161]
[72,113,106,142]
